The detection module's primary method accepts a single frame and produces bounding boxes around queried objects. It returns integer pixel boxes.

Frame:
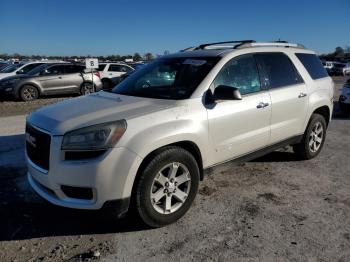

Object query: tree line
[0,52,156,62]
[319,46,350,62]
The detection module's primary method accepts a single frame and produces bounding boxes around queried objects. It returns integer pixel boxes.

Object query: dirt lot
[0,77,349,261]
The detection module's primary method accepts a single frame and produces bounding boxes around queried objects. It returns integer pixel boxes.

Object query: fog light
[5,88,12,92]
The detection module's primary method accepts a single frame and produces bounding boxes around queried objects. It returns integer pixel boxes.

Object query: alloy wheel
[150,162,191,215]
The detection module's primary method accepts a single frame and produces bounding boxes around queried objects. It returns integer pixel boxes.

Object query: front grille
[26,124,51,171]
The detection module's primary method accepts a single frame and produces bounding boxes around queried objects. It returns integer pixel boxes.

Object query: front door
[206,54,271,165]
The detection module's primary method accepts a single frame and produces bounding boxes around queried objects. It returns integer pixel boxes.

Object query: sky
[0,0,349,56]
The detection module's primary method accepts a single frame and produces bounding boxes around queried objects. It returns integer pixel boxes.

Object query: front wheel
[19,85,39,101]
[135,147,200,227]
[293,113,327,160]
[80,82,94,95]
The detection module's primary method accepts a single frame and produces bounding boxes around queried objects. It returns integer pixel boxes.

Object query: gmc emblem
[26,133,37,148]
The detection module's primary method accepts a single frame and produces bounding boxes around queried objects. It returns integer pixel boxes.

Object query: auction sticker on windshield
[183,59,207,66]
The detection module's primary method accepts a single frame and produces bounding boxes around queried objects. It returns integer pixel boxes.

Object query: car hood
[0,73,16,80]
[0,74,30,82]
[27,91,177,135]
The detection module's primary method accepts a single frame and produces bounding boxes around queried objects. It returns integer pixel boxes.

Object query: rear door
[255,52,309,144]
[63,64,85,92]
[206,54,271,164]
[37,64,66,93]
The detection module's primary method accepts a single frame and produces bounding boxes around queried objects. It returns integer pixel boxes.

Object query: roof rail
[237,42,305,49]
[195,40,256,50]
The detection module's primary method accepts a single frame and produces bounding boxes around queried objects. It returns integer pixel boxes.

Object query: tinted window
[43,65,65,75]
[256,53,303,89]
[212,54,261,95]
[65,65,84,73]
[112,57,219,99]
[20,63,43,73]
[295,53,328,80]
[120,65,133,73]
[108,65,122,72]
[98,64,106,71]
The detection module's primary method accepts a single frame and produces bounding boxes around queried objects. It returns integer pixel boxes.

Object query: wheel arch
[312,105,331,126]
[15,83,42,99]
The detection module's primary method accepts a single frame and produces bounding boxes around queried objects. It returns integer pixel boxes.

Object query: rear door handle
[298,92,307,98]
[257,102,269,109]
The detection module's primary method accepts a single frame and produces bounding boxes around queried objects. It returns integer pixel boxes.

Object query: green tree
[133,52,142,61]
[144,52,154,61]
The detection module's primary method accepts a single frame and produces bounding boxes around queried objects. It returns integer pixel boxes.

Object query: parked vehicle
[342,63,350,76]
[0,63,102,101]
[26,41,333,227]
[0,61,9,71]
[0,61,58,80]
[339,78,350,112]
[324,61,346,75]
[98,63,134,90]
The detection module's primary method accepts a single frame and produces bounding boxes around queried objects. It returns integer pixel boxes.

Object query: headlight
[62,120,127,151]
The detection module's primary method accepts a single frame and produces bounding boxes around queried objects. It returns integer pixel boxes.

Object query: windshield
[111,57,219,99]
[0,64,21,73]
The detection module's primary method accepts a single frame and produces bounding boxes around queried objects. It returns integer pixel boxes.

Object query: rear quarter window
[295,53,328,80]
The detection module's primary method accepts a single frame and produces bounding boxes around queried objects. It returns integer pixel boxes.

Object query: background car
[339,78,350,112]
[0,63,102,101]
[324,61,346,76]
[98,63,134,90]
[0,61,9,71]
[342,63,350,76]
[0,61,60,80]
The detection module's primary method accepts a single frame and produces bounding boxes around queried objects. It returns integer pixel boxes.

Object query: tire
[19,85,39,101]
[102,78,112,90]
[339,102,350,114]
[80,82,95,95]
[135,146,200,227]
[293,113,327,160]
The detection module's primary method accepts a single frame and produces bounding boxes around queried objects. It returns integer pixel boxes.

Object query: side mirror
[16,70,24,74]
[213,85,242,101]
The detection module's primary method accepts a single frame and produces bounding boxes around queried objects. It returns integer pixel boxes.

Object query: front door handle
[298,92,307,98]
[257,102,269,109]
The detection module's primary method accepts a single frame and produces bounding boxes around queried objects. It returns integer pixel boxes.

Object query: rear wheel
[293,113,327,160]
[80,82,94,95]
[19,85,39,101]
[135,147,199,227]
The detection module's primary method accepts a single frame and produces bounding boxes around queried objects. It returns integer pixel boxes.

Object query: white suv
[26,41,334,227]
[98,63,134,90]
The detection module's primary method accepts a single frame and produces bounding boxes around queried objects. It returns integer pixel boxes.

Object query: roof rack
[181,40,305,52]
[195,40,256,50]
[237,41,305,49]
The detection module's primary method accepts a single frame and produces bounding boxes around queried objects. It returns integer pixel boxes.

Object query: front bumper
[27,134,143,210]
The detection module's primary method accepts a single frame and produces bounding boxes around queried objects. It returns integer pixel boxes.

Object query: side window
[43,65,64,75]
[65,65,83,74]
[295,53,328,80]
[121,66,133,73]
[108,65,121,72]
[21,63,43,73]
[255,53,303,89]
[98,64,106,71]
[212,54,261,95]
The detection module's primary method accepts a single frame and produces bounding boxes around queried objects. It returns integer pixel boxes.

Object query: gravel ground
[0,95,74,117]
[0,77,349,261]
